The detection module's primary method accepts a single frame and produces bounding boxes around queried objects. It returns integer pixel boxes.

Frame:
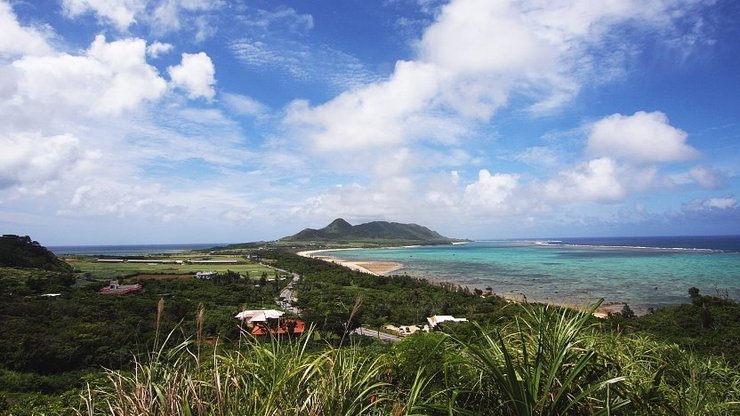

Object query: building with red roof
[251,319,305,336]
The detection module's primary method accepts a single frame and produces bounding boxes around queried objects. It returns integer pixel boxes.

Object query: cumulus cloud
[284,0,704,154]
[542,157,626,203]
[587,111,698,163]
[10,35,167,116]
[0,133,98,195]
[286,60,442,151]
[168,52,216,100]
[463,170,519,211]
[146,41,173,58]
[0,1,53,57]
[62,0,146,31]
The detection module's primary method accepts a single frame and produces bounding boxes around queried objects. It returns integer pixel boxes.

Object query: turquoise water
[323,240,740,312]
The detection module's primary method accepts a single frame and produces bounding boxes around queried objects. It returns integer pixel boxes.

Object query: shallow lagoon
[324,238,740,312]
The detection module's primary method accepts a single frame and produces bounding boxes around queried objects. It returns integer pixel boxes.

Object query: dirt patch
[131,274,193,280]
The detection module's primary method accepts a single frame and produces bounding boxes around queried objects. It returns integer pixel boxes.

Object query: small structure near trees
[195,271,218,280]
[427,314,468,329]
[99,280,141,295]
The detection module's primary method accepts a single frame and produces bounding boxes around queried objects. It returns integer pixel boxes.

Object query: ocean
[322,236,740,312]
[49,243,219,256]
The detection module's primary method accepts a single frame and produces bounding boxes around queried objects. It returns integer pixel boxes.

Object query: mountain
[281,218,459,245]
[0,235,73,272]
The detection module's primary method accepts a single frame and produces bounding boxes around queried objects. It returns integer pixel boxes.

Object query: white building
[427,315,468,328]
[195,271,218,279]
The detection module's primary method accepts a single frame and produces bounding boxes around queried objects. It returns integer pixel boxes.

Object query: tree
[700,304,714,330]
[688,287,702,306]
[620,303,636,319]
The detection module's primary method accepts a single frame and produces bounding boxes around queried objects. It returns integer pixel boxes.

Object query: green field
[67,256,286,281]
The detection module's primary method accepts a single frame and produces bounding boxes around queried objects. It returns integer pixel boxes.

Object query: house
[40,293,61,299]
[251,319,305,336]
[427,315,468,328]
[235,309,285,323]
[99,280,142,295]
[195,271,218,279]
[398,325,429,336]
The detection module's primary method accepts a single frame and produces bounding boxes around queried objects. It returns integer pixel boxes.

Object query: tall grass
[78,303,739,416]
[446,302,628,415]
[78,327,435,416]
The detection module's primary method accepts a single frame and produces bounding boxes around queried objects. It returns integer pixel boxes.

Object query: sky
[1,0,739,245]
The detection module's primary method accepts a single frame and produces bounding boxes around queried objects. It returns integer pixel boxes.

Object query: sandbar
[297,249,403,276]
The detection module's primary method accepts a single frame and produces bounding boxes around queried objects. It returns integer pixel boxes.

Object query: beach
[297,249,404,276]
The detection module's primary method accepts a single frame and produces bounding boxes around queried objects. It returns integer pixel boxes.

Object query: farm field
[66,256,286,281]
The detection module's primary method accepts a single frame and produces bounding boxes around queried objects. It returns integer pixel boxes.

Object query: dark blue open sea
[49,243,219,256]
[324,236,740,312]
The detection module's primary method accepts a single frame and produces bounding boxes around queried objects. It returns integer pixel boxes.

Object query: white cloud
[10,35,167,116]
[463,170,519,211]
[689,166,723,189]
[168,52,215,100]
[222,93,267,118]
[61,0,146,31]
[284,0,703,154]
[286,60,442,151]
[418,0,553,75]
[702,196,737,210]
[542,157,626,203]
[61,0,221,38]
[0,1,53,57]
[515,146,562,169]
[230,39,380,91]
[587,111,698,163]
[244,6,314,33]
[150,0,220,37]
[146,41,173,58]
[68,182,176,219]
[684,196,738,211]
[0,133,98,195]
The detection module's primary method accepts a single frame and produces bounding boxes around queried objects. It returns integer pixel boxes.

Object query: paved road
[259,262,301,314]
[352,327,403,343]
[259,261,402,343]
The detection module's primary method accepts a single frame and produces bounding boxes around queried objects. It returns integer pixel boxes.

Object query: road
[352,327,403,343]
[260,261,402,342]
[258,261,301,314]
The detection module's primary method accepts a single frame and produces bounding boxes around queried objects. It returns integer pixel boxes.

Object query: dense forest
[0,237,738,414]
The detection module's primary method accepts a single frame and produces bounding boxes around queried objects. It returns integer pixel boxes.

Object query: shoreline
[297,248,404,276]
[297,246,630,317]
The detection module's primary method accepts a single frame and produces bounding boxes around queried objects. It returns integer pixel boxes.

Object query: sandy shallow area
[297,249,403,276]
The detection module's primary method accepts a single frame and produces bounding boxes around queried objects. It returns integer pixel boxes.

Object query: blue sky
[1,0,739,244]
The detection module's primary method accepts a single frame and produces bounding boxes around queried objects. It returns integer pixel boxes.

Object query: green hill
[0,234,72,272]
[280,218,459,245]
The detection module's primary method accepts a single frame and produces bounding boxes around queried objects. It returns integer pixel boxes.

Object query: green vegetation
[78,306,739,415]
[0,239,738,415]
[275,218,463,247]
[68,256,282,281]
[619,287,740,364]
[0,235,72,272]
[0,238,292,415]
